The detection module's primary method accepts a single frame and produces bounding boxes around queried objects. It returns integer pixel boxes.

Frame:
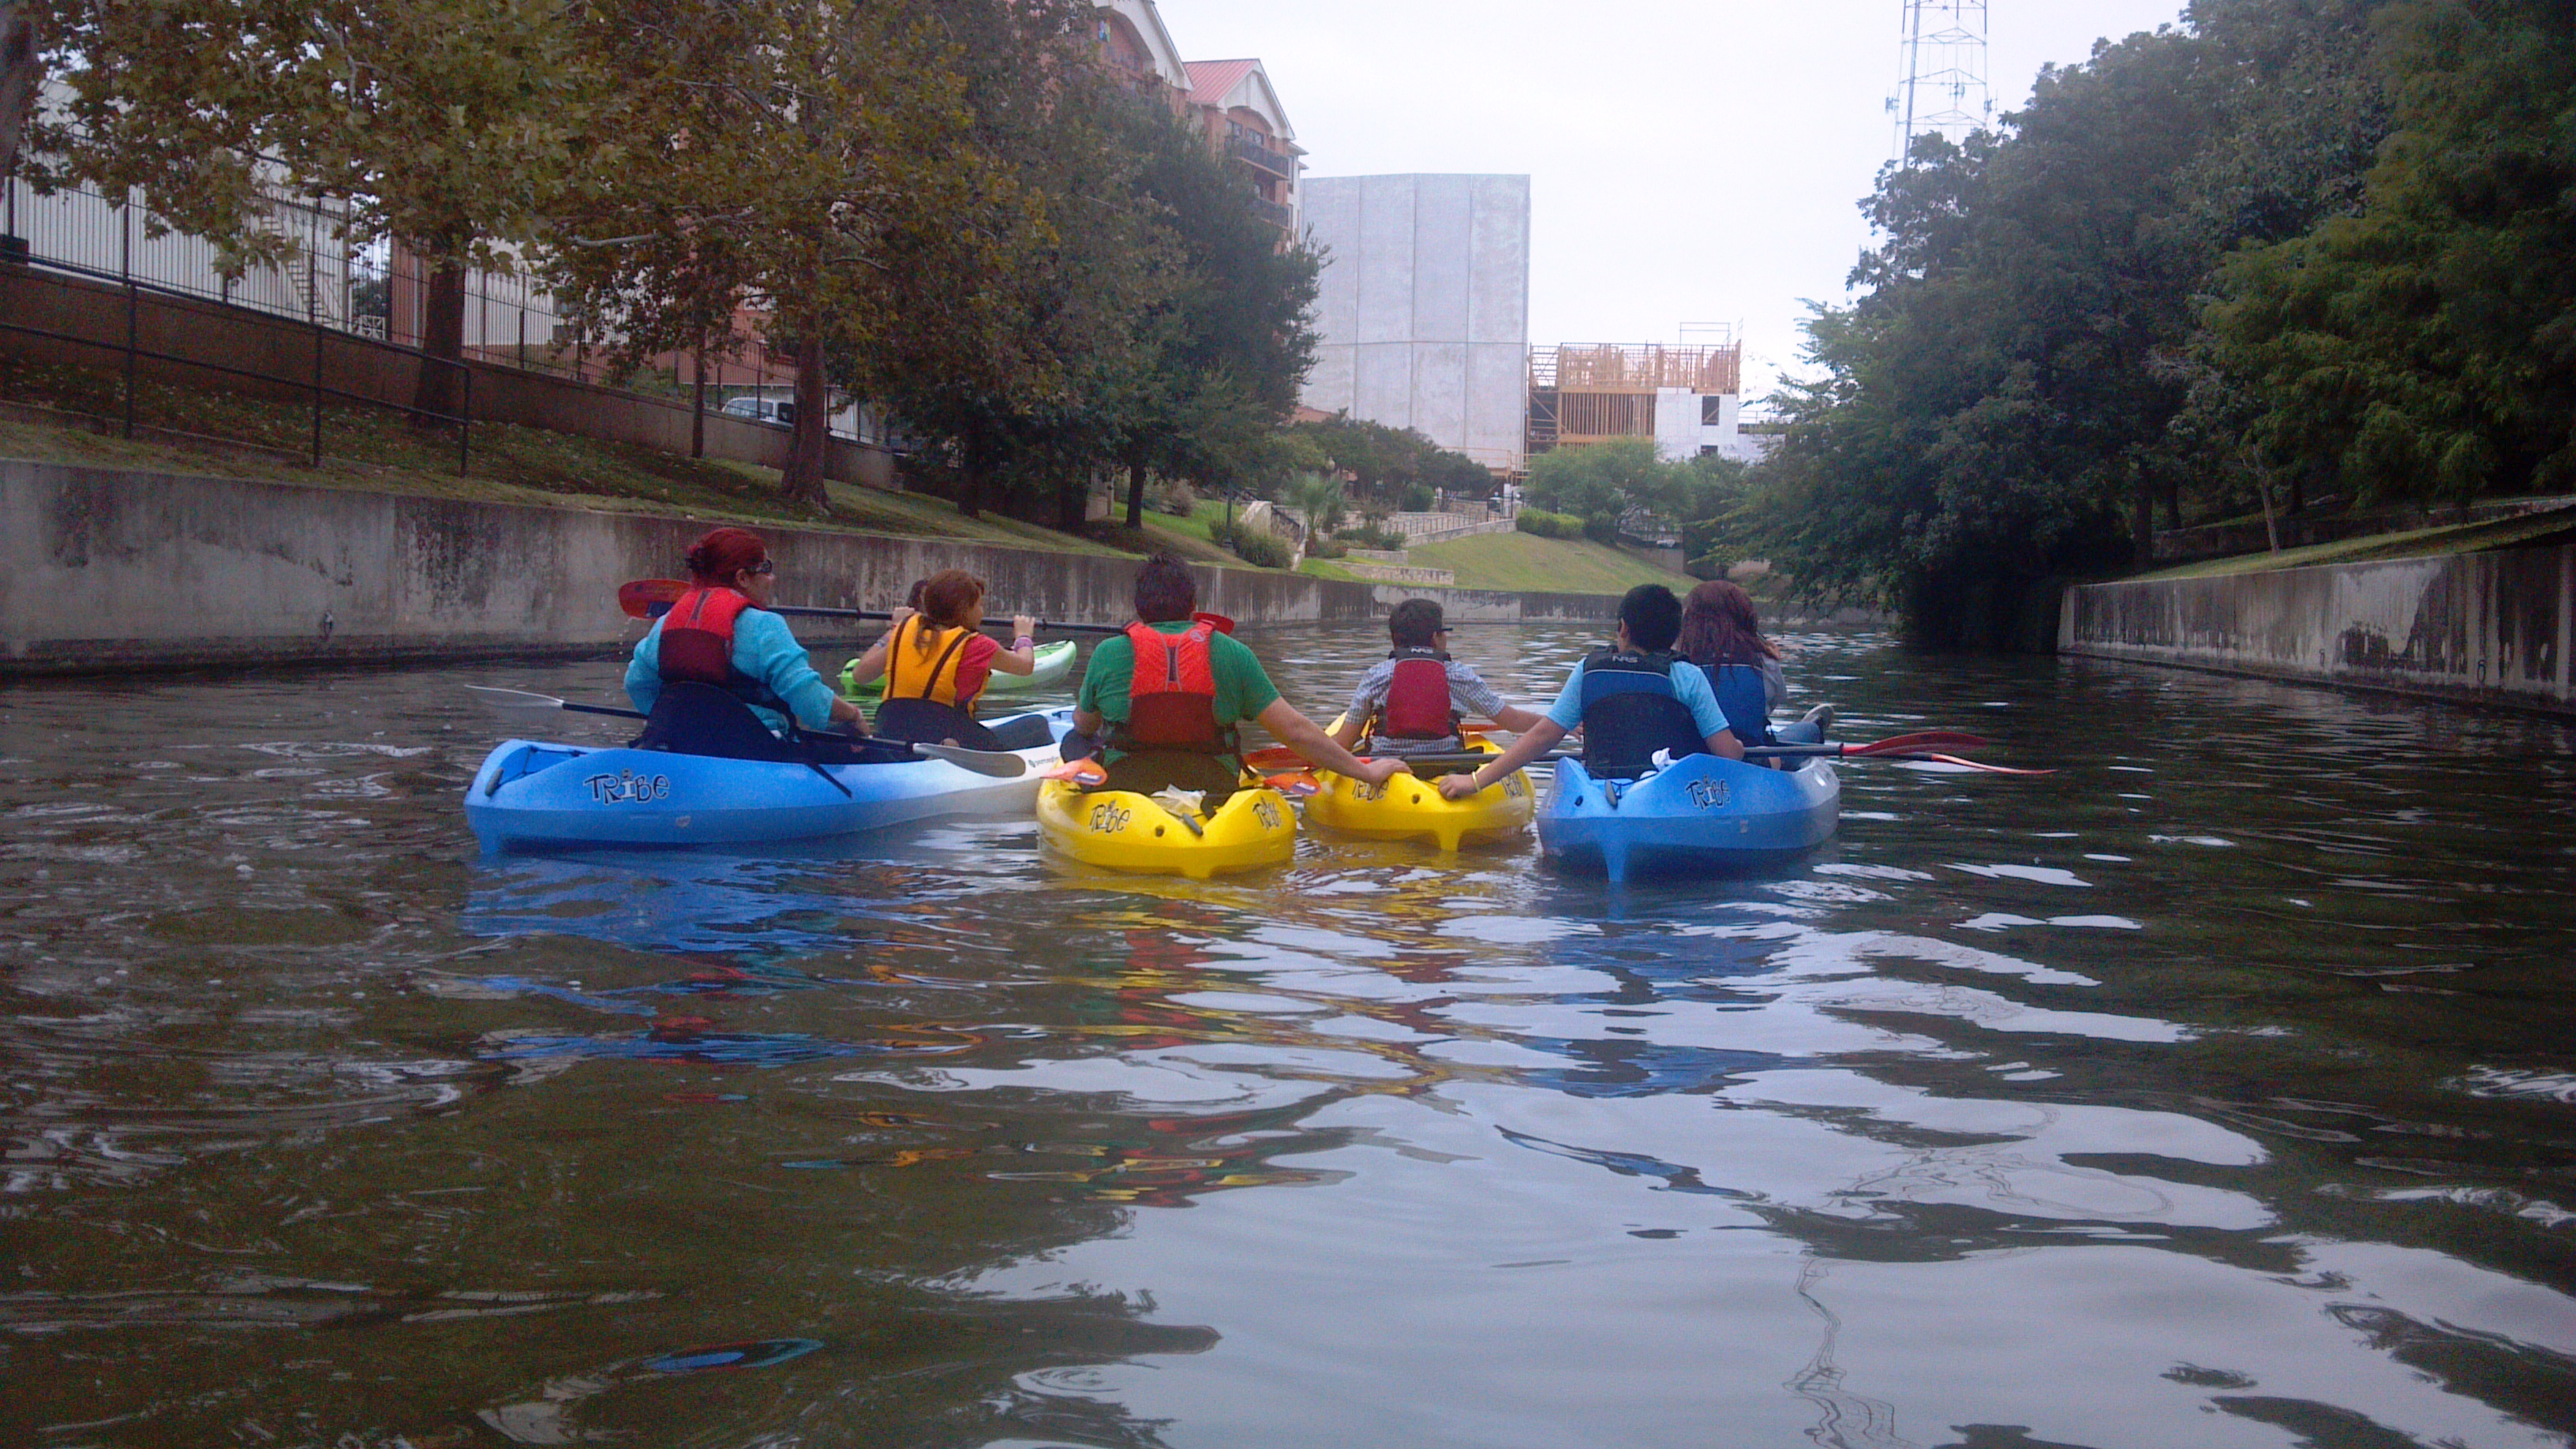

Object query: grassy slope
[2131,504,2576,581]
[1407,531,1699,594]
[0,362,1128,556]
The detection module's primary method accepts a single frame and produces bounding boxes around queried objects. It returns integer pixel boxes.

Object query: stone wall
[2061,547,2573,717]
[0,460,1626,676]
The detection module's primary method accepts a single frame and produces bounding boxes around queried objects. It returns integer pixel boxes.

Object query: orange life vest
[884,616,979,711]
[1110,620,1229,754]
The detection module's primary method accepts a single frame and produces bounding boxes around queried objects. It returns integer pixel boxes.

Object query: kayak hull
[841,639,1076,698]
[1304,734,1533,852]
[465,710,1071,852]
[1536,753,1839,883]
[1036,778,1295,880]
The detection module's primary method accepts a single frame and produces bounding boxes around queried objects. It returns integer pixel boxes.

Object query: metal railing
[1227,131,1294,179]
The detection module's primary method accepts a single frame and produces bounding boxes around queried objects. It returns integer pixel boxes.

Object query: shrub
[1398,481,1436,511]
[1516,507,1584,539]
[1149,479,1196,516]
[1333,522,1405,550]
[1305,536,1349,560]
[1218,522,1294,569]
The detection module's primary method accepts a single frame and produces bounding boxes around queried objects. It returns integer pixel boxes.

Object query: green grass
[1407,531,1700,594]
[0,359,1129,556]
[2132,504,2576,580]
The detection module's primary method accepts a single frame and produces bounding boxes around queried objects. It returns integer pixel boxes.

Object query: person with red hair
[623,527,863,739]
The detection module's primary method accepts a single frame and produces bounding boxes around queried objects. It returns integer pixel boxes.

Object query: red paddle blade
[1241,745,1306,770]
[617,578,689,620]
[1041,758,1109,784]
[1898,751,2054,775]
[1192,611,1237,635]
[1845,731,1994,755]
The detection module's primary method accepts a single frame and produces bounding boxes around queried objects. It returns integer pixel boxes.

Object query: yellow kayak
[1037,775,1297,880]
[1304,731,1533,852]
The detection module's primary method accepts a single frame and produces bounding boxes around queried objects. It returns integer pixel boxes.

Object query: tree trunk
[2130,460,2155,566]
[779,334,830,509]
[1058,466,1090,534]
[957,431,986,519]
[1,4,39,183]
[410,255,468,427]
[690,342,706,460]
[2161,476,2181,531]
[1124,450,1148,529]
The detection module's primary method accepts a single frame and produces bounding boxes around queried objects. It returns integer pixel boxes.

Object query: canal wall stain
[0,461,1634,676]
[2061,547,2572,717]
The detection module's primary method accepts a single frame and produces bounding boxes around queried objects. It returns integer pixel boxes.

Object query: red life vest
[658,587,754,685]
[1376,647,1460,740]
[1113,620,1227,753]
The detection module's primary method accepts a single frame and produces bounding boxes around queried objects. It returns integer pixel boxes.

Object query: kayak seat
[1580,681,1707,781]
[1093,749,1245,807]
[871,698,1050,753]
[631,682,807,762]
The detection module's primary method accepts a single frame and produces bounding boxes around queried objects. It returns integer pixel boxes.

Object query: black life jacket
[1577,647,1706,779]
[1374,646,1462,741]
[657,586,792,718]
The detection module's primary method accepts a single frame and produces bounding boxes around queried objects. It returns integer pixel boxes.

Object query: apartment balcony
[1228,132,1295,180]
[1245,193,1294,230]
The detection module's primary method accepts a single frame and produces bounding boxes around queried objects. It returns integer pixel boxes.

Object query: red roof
[1183,58,1260,109]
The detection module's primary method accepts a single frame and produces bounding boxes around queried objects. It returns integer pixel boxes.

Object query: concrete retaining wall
[0,460,1627,676]
[2061,547,2573,717]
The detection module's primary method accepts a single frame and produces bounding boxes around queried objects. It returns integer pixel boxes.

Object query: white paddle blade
[910,743,1029,779]
[463,685,568,714]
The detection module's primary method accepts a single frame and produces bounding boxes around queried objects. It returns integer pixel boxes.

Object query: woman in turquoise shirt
[623,527,864,737]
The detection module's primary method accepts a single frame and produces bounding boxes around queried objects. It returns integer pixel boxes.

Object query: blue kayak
[465,709,1072,852]
[1536,752,1840,882]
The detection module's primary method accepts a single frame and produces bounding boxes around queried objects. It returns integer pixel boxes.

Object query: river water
[3,624,2573,1449]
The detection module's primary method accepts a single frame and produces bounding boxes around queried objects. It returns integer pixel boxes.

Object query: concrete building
[1527,336,1755,464]
[1299,174,1531,475]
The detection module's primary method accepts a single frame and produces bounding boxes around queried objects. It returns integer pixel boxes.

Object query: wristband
[1013,636,1035,650]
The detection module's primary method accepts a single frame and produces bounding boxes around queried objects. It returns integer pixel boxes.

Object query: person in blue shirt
[1436,583,1742,800]
[623,527,863,739]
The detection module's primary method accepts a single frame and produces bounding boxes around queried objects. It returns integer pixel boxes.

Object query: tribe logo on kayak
[1685,777,1731,810]
[585,770,674,804]
[1088,802,1132,834]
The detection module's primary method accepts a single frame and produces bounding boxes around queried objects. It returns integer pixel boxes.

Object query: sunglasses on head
[745,558,776,576]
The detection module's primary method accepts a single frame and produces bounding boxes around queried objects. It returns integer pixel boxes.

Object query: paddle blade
[463,684,568,714]
[1882,751,2054,775]
[908,743,1028,779]
[1241,745,1306,771]
[1845,731,1993,755]
[1192,611,1236,635]
[618,578,688,620]
[1264,771,1323,797]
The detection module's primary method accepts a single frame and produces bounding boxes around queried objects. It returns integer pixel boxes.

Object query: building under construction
[1526,335,1750,463]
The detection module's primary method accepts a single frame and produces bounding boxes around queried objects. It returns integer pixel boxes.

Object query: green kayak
[841,638,1078,698]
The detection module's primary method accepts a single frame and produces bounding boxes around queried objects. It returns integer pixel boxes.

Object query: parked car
[719,396,796,427]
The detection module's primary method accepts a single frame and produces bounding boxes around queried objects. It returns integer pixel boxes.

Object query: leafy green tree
[27,0,607,425]
[1526,438,1666,540]
[2205,0,2576,503]
[1,3,36,179]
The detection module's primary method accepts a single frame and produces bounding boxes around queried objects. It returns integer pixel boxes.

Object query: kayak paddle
[617,578,1130,635]
[461,686,1032,778]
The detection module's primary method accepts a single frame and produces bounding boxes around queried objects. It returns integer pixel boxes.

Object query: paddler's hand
[1437,768,1488,800]
[1351,757,1410,788]
[829,697,865,728]
[1010,614,1038,643]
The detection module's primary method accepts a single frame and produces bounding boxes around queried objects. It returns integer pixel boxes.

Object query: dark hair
[1676,580,1779,667]
[1133,555,1197,623]
[1388,598,1444,650]
[683,527,767,586]
[904,578,929,610]
[909,569,985,660]
[1618,584,1683,653]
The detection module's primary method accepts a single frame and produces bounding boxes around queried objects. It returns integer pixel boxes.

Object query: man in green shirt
[1073,556,1405,800]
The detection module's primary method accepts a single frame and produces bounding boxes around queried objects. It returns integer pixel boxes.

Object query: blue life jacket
[1698,662,1774,749]
[1576,649,1705,779]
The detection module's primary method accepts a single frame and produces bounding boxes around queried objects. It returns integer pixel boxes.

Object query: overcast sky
[1151,0,2194,402]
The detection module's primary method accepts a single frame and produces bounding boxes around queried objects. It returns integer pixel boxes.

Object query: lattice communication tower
[1889,0,1994,161]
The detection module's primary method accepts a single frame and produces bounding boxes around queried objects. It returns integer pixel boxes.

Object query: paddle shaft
[461,687,1025,776]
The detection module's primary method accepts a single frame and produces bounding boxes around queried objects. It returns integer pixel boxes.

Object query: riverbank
[2061,537,2575,719]
[0,459,1633,677]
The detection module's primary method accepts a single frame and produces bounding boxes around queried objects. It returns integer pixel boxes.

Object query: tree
[26,0,607,425]
[1526,438,1668,541]
[1,3,36,181]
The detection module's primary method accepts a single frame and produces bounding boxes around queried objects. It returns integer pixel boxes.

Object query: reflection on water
[2,631,2574,1447]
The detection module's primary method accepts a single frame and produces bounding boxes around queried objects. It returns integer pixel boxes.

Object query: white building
[1299,174,1531,474]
